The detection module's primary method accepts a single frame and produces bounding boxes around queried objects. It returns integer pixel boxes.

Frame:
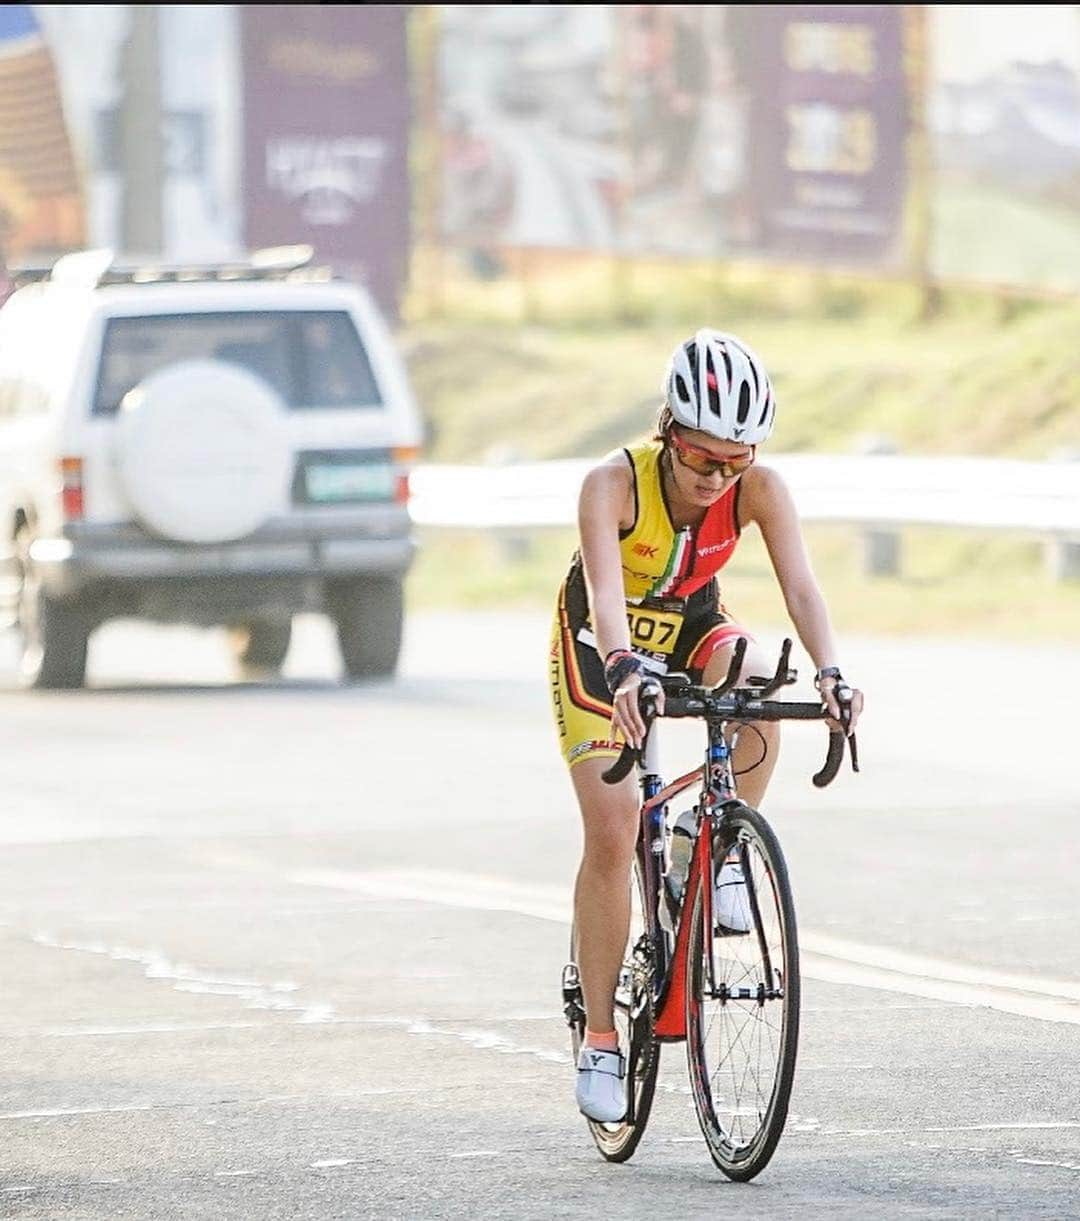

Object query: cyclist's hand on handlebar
[816,673,863,735]
[610,671,664,750]
[604,649,664,750]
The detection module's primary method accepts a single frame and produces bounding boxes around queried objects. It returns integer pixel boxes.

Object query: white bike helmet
[663,329,776,444]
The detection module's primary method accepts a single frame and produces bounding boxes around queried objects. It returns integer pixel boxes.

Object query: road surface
[1,612,1077,1219]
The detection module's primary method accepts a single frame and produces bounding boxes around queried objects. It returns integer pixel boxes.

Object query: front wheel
[685,801,800,1181]
[567,853,660,1163]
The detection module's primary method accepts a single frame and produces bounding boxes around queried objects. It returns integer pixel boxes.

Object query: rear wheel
[227,617,292,677]
[15,529,89,690]
[567,854,659,1163]
[685,801,800,1181]
[329,575,403,680]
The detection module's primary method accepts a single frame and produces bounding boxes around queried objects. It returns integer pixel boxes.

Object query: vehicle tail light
[60,456,84,520]
[393,446,420,505]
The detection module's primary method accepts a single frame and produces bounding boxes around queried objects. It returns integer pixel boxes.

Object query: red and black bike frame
[637,727,737,1043]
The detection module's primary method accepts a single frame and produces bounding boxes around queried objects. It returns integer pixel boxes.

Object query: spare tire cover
[116,359,292,543]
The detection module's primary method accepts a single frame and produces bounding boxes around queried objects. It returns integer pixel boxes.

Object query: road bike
[562,638,858,1180]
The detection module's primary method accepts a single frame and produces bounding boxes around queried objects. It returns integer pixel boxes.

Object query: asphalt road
[1,612,1078,1220]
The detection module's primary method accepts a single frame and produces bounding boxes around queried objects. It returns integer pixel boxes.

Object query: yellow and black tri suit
[549,439,754,768]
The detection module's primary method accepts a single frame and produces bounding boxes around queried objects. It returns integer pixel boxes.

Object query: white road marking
[286,867,1080,1027]
[0,1104,154,1121]
[1015,1159,1080,1172]
[23,1022,263,1038]
[0,1013,566,1043]
[801,932,1080,1001]
[30,932,335,1023]
[405,1017,570,1066]
[310,1159,355,1169]
[813,1120,1080,1138]
[799,954,1080,1026]
[288,867,570,924]
[925,1122,1080,1133]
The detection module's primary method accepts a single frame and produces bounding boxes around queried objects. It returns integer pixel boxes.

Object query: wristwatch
[814,665,843,688]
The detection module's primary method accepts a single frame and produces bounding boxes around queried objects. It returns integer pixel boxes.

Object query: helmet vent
[736,381,751,424]
[704,349,721,416]
[758,391,772,428]
[674,374,690,403]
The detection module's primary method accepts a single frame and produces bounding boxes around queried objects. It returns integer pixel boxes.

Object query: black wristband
[604,650,643,696]
[815,666,843,686]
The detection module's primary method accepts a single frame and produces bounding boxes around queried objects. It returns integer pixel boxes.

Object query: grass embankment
[401,258,1080,641]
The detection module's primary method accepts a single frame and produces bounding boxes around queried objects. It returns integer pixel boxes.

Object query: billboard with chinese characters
[240,5,410,316]
[735,5,908,263]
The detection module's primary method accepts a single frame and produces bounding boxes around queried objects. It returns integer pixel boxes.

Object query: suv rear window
[93,311,381,414]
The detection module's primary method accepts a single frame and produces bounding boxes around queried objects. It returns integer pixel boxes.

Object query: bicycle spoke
[685,806,800,1180]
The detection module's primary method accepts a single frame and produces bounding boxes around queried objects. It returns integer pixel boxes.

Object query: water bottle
[658,806,698,934]
[667,807,698,904]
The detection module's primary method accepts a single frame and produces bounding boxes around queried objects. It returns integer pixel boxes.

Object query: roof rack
[15,244,333,289]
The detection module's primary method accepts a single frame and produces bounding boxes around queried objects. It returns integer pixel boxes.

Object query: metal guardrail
[410,453,1080,581]
[410,454,1080,534]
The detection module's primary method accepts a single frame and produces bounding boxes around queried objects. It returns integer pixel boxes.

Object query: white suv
[0,247,423,688]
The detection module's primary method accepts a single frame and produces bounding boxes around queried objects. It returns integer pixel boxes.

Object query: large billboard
[737,5,908,264]
[240,6,411,316]
[437,4,908,266]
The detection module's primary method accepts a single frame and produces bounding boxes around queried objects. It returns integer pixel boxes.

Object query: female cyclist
[549,329,864,1122]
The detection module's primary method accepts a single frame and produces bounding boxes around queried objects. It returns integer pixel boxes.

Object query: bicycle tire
[568,853,660,1162]
[684,801,800,1181]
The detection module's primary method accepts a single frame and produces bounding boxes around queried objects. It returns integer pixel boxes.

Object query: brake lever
[600,676,663,785]
[837,685,860,774]
[813,683,860,786]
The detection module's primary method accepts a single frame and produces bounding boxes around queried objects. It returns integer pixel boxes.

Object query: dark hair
[653,403,674,443]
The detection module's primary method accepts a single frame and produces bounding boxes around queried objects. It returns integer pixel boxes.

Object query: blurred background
[2,7,1078,649]
[5,3,1079,647]
[2,6,1080,1216]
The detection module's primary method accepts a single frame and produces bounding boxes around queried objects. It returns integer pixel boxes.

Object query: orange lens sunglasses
[670,430,756,478]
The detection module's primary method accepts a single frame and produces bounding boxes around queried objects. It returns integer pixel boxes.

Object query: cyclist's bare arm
[578,456,651,746]
[740,465,863,730]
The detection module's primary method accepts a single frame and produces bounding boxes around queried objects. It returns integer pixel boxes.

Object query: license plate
[305,462,393,502]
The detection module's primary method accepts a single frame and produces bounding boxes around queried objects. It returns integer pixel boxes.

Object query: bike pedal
[561,962,585,1029]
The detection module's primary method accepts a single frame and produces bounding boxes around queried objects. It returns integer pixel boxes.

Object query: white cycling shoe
[715,860,753,935]
[575,1046,626,1123]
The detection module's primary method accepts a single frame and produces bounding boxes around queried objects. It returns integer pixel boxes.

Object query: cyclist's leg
[548,592,636,1043]
[682,618,780,809]
[569,757,640,1039]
